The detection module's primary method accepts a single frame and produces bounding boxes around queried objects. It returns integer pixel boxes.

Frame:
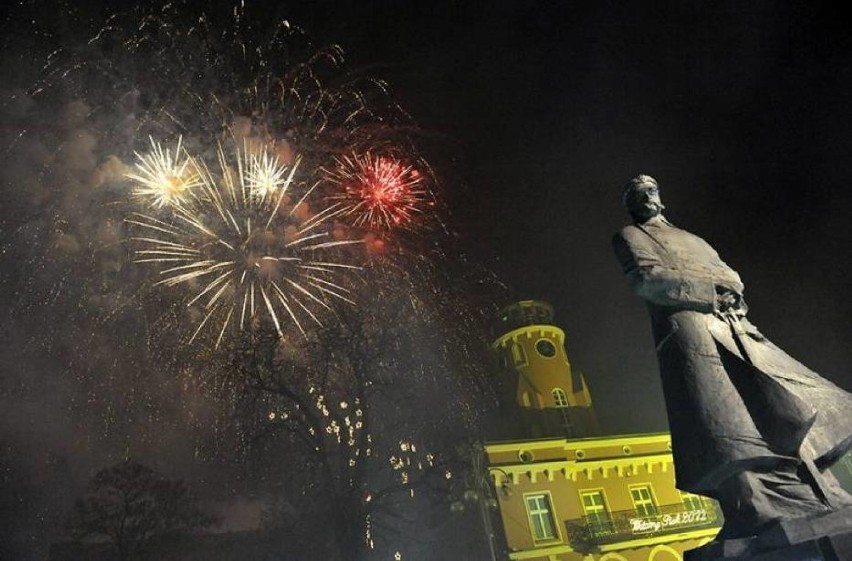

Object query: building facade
[485,434,721,561]
[485,301,721,561]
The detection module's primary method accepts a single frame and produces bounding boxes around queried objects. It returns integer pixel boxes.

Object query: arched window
[552,388,569,408]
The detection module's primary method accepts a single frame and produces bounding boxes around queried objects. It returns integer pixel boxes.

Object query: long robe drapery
[613,217,852,493]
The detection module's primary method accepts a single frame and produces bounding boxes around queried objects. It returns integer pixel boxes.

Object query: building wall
[486,433,720,561]
[494,325,592,411]
[486,303,718,561]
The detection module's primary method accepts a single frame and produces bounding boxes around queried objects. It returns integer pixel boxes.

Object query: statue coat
[613,217,852,494]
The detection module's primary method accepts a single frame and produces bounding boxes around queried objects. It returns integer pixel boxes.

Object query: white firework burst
[126,136,202,209]
[244,146,290,201]
[127,141,360,347]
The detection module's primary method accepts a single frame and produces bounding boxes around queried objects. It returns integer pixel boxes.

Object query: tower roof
[494,300,555,336]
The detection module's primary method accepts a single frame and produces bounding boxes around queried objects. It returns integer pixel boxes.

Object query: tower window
[535,339,557,358]
[552,388,569,408]
[524,493,558,541]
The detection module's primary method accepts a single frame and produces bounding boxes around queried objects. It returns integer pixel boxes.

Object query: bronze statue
[612,174,852,540]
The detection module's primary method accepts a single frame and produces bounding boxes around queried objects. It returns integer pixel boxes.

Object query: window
[680,491,704,511]
[580,490,612,534]
[552,388,569,408]
[525,494,558,541]
[630,485,657,517]
[535,339,557,358]
[510,342,527,367]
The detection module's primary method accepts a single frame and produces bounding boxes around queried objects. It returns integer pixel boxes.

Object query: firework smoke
[2,3,505,559]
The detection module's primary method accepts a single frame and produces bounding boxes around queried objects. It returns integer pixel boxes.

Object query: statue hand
[715,284,744,313]
[716,292,739,312]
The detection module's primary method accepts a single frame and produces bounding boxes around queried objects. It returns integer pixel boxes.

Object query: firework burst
[127,140,360,346]
[325,152,429,232]
[244,147,291,201]
[126,136,202,209]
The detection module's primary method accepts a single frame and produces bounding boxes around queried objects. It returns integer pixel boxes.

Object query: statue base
[684,506,852,561]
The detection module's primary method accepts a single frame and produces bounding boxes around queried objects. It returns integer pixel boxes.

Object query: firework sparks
[325,152,428,232]
[244,146,291,201]
[126,136,202,209]
[127,140,360,346]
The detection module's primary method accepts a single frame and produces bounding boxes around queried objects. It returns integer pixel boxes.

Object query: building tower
[492,300,599,439]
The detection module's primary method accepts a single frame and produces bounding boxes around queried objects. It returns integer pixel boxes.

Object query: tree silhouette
[226,257,501,561]
[69,461,212,561]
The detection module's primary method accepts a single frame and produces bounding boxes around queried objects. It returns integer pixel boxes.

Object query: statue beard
[630,201,665,221]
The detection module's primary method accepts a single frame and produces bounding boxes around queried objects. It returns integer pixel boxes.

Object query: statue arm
[612,229,717,312]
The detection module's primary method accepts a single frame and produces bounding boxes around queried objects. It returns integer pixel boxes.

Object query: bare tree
[224,256,500,561]
[69,461,212,561]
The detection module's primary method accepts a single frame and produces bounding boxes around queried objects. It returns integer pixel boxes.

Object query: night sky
[3,1,852,559]
[286,0,852,429]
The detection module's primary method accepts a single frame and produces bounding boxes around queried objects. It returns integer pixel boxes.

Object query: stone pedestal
[684,506,852,561]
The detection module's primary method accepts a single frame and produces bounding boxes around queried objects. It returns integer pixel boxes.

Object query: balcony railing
[564,501,722,550]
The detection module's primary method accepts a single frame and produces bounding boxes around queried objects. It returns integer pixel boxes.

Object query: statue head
[623,174,665,222]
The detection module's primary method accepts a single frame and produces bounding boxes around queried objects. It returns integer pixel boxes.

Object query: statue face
[626,182,664,221]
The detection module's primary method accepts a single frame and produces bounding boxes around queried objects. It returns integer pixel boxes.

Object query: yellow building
[485,301,721,561]
[492,301,598,439]
[485,434,721,561]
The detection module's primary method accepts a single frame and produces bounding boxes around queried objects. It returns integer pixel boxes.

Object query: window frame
[523,491,561,544]
[578,488,613,535]
[535,338,557,359]
[628,484,658,517]
[679,491,704,511]
[552,388,570,408]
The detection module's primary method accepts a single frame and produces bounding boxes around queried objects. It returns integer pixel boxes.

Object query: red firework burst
[326,153,428,231]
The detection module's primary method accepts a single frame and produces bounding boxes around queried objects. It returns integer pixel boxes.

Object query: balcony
[564,501,722,551]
